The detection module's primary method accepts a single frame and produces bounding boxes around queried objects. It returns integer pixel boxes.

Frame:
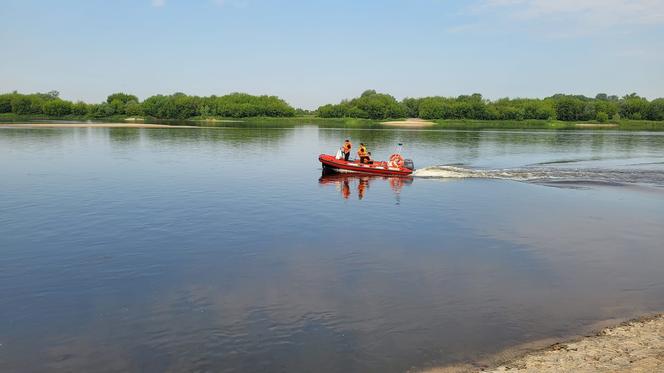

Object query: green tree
[43,100,73,116]
[361,89,377,97]
[125,100,143,116]
[496,105,525,120]
[596,112,609,123]
[109,99,126,115]
[88,103,116,118]
[620,94,649,120]
[11,96,36,115]
[106,93,138,105]
[553,96,584,121]
[317,90,405,119]
[0,94,14,113]
[401,98,420,118]
[417,97,453,119]
[647,98,664,121]
[71,101,89,116]
[317,103,346,118]
[142,95,168,118]
[595,100,619,118]
[139,92,294,119]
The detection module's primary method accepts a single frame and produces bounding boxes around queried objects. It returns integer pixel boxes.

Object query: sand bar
[194,118,245,123]
[423,314,664,373]
[381,118,435,127]
[0,122,201,129]
[575,123,619,128]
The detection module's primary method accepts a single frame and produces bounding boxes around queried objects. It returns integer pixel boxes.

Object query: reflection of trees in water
[0,127,72,142]
[478,130,664,153]
[318,127,664,158]
[108,127,290,148]
[140,127,292,147]
[0,126,297,153]
[107,127,297,156]
[108,128,143,145]
[319,171,413,202]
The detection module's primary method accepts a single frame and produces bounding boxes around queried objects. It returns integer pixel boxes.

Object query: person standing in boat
[358,143,370,163]
[341,139,352,161]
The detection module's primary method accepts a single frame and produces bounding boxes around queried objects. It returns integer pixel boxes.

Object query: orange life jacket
[357,145,367,157]
[343,141,352,153]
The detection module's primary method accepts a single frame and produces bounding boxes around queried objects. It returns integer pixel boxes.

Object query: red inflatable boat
[319,154,415,176]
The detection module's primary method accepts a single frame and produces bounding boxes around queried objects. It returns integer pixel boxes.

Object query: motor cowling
[403,159,415,170]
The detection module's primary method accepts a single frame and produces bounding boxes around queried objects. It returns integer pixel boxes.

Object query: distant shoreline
[1,116,663,131]
[0,122,202,129]
[423,313,664,373]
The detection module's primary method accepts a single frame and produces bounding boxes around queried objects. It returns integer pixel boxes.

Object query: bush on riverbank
[0,91,296,120]
[317,90,405,120]
[2,89,664,123]
[316,91,664,122]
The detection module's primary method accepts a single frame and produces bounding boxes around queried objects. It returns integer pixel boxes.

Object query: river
[1,124,663,372]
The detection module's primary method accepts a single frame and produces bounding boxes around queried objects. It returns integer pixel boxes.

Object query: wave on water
[628,161,664,166]
[528,157,602,166]
[413,165,664,187]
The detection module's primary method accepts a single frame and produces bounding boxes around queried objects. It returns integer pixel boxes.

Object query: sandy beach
[423,314,664,373]
[575,123,619,128]
[0,122,201,129]
[381,118,436,127]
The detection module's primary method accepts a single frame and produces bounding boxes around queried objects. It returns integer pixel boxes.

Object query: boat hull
[319,154,413,176]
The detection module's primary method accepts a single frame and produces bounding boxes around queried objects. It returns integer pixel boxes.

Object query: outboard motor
[403,159,415,170]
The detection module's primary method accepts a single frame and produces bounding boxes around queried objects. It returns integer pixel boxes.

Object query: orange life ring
[389,154,404,168]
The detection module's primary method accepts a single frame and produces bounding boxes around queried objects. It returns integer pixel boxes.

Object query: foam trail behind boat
[413,165,664,186]
[414,166,545,181]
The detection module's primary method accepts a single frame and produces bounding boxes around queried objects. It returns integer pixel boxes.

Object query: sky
[1,0,663,109]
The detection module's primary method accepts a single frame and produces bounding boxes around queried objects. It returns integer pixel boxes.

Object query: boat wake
[413,165,664,187]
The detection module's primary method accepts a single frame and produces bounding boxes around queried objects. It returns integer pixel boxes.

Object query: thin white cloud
[212,0,248,8]
[151,0,165,7]
[475,0,664,36]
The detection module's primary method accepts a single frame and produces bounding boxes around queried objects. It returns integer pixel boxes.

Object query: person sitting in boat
[358,143,370,163]
[341,139,352,161]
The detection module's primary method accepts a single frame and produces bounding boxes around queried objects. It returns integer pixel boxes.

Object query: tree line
[0,91,295,119]
[318,90,664,122]
[2,89,664,122]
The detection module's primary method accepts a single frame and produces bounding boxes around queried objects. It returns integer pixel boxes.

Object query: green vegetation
[317,90,406,119]
[318,91,664,122]
[1,89,663,130]
[0,91,295,120]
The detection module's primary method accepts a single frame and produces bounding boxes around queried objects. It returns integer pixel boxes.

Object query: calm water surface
[1,124,664,372]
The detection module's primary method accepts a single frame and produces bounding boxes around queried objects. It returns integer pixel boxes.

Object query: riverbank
[0,122,201,129]
[431,119,664,131]
[2,114,664,130]
[423,314,664,373]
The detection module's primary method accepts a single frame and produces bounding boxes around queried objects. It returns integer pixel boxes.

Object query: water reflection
[2,125,664,373]
[319,171,413,202]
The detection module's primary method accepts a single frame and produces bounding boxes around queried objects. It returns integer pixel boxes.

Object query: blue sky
[1,0,663,108]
